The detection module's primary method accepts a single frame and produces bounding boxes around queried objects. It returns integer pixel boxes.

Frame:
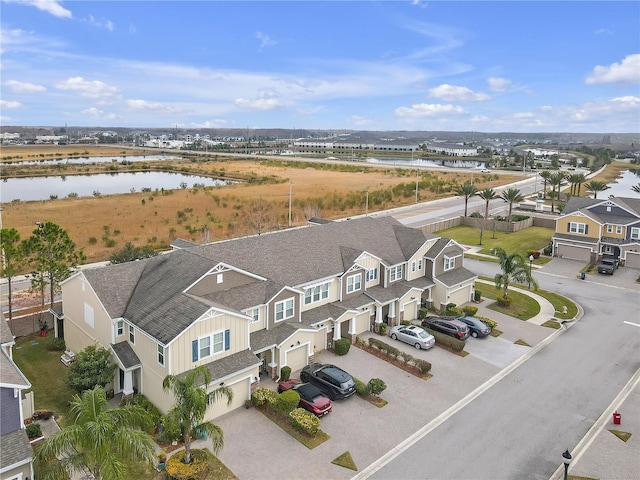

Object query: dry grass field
[1,145,517,262]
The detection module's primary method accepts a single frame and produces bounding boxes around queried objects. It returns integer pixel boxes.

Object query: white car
[389,325,435,350]
[480,168,491,173]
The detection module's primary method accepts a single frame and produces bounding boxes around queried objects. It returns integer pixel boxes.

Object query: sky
[1,1,639,133]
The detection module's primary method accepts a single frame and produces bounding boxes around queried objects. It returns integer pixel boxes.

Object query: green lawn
[436,225,554,263]
[13,333,75,423]
[484,288,541,320]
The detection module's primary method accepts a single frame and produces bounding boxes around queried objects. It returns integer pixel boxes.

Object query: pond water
[605,169,640,197]
[4,154,181,166]
[365,157,443,168]
[1,172,231,202]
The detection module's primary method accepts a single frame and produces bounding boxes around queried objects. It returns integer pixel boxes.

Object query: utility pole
[415,169,419,204]
[288,182,293,227]
[365,190,369,217]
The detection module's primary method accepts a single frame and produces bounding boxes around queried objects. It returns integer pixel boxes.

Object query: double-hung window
[568,222,587,234]
[366,268,378,282]
[444,256,456,271]
[251,308,260,324]
[304,282,329,305]
[389,265,402,282]
[192,330,230,362]
[129,325,135,344]
[275,298,294,322]
[631,227,640,240]
[116,320,124,336]
[418,259,423,271]
[616,226,623,234]
[157,344,165,366]
[346,274,362,294]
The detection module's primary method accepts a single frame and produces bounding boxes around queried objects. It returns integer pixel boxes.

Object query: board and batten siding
[434,244,463,277]
[170,310,249,374]
[555,216,601,240]
[406,240,436,282]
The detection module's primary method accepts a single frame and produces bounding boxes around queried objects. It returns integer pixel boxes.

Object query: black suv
[300,363,356,400]
[421,316,470,340]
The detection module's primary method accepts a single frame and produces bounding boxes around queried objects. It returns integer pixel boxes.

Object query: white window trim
[346,273,362,294]
[444,256,455,271]
[251,308,260,323]
[389,265,402,282]
[631,227,640,240]
[274,298,295,322]
[304,282,330,305]
[569,222,586,234]
[129,325,135,344]
[366,268,378,282]
[411,261,416,272]
[418,259,423,270]
[116,320,124,336]
[196,330,227,361]
[616,225,623,234]
[157,344,165,366]
[607,225,613,233]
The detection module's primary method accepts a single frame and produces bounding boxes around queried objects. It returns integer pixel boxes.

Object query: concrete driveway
[538,257,640,290]
[214,323,553,480]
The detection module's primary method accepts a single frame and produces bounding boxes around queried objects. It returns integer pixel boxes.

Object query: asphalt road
[368,260,640,480]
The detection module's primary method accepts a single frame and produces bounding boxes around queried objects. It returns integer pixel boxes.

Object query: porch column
[375,305,382,324]
[388,301,396,327]
[348,317,356,343]
[268,347,278,380]
[333,320,341,341]
[122,370,134,398]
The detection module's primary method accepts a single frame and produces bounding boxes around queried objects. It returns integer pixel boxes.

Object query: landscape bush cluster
[251,387,320,437]
[496,296,513,307]
[165,449,209,480]
[353,377,387,397]
[333,338,351,356]
[366,337,432,374]
[420,328,466,352]
[46,337,66,351]
[289,407,320,436]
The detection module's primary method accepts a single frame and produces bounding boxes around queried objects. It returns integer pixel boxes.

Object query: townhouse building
[58,216,476,421]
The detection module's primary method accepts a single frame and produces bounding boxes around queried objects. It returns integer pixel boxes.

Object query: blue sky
[1,1,639,132]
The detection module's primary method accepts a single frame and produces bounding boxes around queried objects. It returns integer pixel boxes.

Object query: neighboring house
[58,217,476,421]
[551,196,640,267]
[0,314,33,480]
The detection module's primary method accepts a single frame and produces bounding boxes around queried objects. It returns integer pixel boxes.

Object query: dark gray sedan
[457,315,492,338]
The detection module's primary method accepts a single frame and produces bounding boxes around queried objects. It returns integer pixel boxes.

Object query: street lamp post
[562,449,572,480]
[529,254,534,289]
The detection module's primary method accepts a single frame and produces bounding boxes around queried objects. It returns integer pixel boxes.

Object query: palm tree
[477,187,497,219]
[585,180,610,199]
[163,365,233,464]
[539,170,552,199]
[500,188,524,222]
[575,173,587,196]
[453,181,478,216]
[492,247,538,300]
[548,172,566,213]
[631,183,640,194]
[34,386,156,480]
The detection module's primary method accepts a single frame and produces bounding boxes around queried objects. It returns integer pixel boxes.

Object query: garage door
[449,286,471,307]
[206,377,250,420]
[625,252,640,268]
[284,344,308,372]
[557,244,591,262]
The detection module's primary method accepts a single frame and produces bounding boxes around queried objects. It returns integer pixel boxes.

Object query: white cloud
[585,54,640,85]
[513,112,535,119]
[126,99,180,113]
[0,100,22,109]
[256,31,276,49]
[235,97,284,110]
[487,77,512,92]
[56,77,119,97]
[81,107,118,120]
[87,15,114,31]
[428,84,489,102]
[7,0,72,18]
[190,119,228,128]
[4,79,46,92]
[348,115,374,127]
[395,103,467,118]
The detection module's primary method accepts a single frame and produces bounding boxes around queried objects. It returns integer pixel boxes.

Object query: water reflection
[4,154,181,165]
[605,169,640,197]
[1,171,231,202]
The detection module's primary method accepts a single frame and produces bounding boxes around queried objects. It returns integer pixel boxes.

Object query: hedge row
[366,337,431,374]
[421,328,466,352]
[251,387,319,436]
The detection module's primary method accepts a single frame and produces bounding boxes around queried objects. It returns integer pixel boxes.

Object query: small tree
[0,228,25,322]
[68,345,117,394]
[367,378,387,397]
[109,242,157,264]
[492,247,537,300]
[243,197,275,235]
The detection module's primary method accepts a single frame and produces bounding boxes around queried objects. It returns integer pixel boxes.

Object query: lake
[605,169,640,197]
[1,172,231,202]
[3,154,181,166]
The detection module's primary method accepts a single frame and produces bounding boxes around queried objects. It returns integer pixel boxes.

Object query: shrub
[401,352,413,365]
[157,413,182,443]
[289,408,320,436]
[476,315,498,329]
[130,393,163,428]
[385,345,401,359]
[47,337,66,351]
[414,359,432,375]
[165,449,209,480]
[526,250,541,259]
[334,338,351,356]
[543,244,553,256]
[274,390,300,415]
[400,320,411,326]
[418,308,428,320]
[354,377,370,396]
[444,303,460,316]
[280,365,291,382]
[26,422,42,439]
[461,306,478,316]
[378,323,387,335]
[474,290,482,302]
[367,378,387,396]
[251,387,278,407]
[496,295,513,307]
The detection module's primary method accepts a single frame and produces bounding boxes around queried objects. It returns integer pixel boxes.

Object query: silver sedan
[389,325,436,350]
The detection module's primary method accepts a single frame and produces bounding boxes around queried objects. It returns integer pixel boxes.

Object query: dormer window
[346,273,362,294]
[389,265,402,282]
[444,256,456,271]
[275,298,295,322]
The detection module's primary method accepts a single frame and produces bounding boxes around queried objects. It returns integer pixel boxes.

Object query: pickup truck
[597,256,619,275]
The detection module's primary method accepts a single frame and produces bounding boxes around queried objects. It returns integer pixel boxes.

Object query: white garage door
[449,286,471,307]
[625,252,640,269]
[557,244,591,262]
[284,344,308,372]
[206,377,250,420]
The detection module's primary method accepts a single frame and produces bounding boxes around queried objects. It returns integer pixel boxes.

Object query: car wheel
[471,331,478,338]
[414,343,422,350]
[391,333,397,340]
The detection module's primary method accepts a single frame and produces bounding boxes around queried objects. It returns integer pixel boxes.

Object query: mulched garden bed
[354,343,432,380]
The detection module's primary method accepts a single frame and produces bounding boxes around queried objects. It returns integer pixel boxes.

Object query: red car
[277,380,333,417]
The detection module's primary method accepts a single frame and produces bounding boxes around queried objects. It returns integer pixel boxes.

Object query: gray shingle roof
[250,323,315,351]
[0,349,30,389]
[301,303,357,326]
[200,280,285,313]
[551,233,599,244]
[111,342,142,369]
[179,349,261,383]
[1,312,14,346]
[436,267,477,288]
[426,237,451,258]
[0,428,32,471]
